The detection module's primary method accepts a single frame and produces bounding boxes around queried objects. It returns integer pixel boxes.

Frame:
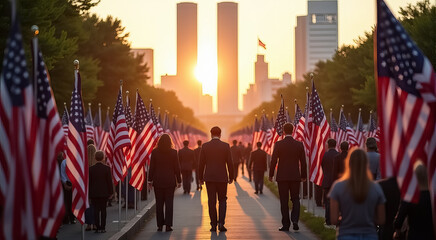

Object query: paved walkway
[133,174,319,240]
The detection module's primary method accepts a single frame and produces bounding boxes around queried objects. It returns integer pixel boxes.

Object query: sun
[194,58,218,96]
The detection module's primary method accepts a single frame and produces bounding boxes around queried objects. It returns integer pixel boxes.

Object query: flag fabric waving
[0,17,38,240]
[376,0,436,208]
[337,108,358,147]
[97,107,110,151]
[65,66,89,224]
[251,117,260,148]
[62,103,69,137]
[293,101,305,141]
[149,101,164,135]
[32,35,66,237]
[124,93,134,170]
[329,109,338,144]
[258,38,266,50]
[129,92,159,190]
[268,96,288,153]
[85,103,94,141]
[355,109,365,148]
[307,82,330,186]
[106,89,131,184]
[366,111,379,142]
[93,104,102,149]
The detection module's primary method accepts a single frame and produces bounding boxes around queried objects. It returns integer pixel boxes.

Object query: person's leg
[154,188,165,228]
[233,164,239,180]
[182,171,189,193]
[187,171,192,192]
[164,187,175,227]
[259,171,264,193]
[99,198,108,231]
[323,187,331,225]
[290,181,301,224]
[205,182,218,228]
[92,199,101,230]
[241,159,245,175]
[217,182,228,227]
[315,184,323,206]
[277,181,291,228]
[253,171,260,192]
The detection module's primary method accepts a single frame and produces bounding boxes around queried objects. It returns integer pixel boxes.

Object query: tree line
[0,0,204,129]
[233,0,435,131]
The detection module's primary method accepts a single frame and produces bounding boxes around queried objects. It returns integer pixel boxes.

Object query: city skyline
[91,0,420,112]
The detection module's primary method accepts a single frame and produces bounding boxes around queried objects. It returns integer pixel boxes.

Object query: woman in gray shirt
[329,149,386,240]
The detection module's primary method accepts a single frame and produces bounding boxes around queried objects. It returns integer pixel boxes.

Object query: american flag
[124,92,134,170]
[329,109,338,144]
[65,66,89,224]
[32,35,66,238]
[0,18,38,240]
[85,103,94,141]
[347,113,354,129]
[149,101,164,135]
[96,107,110,151]
[258,115,271,152]
[303,92,312,161]
[251,117,260,148]
[293,101,304,141]
[93,104,102,149]
[376,0,436,210]
[171,117,182,149]
[366,111,379,142]
[106,89,131,184]
[268,96,288,154]
[337,108,358,147]
[307,82,330,186]
[62,103,69,137]
[355,109,365,148]
[129,92,158,190]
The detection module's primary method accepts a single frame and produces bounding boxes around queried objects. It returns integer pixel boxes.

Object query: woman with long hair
[147,134,182,232]
[329,148,386,240]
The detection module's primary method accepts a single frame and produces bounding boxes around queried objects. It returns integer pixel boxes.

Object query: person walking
[199,126,234,232]
[148,134,182,232]
[248,142,267,194]
[329,148,386,240]
[321,138,339,225]
[366,137,381,180]
[178,140,195,194]
[230,140,242,182]
[269,123,306,231]
[393,161,434,240]
[194,140,202,190]
[245,143,253,182]
[89,151,113,233]
[238,141,246,176]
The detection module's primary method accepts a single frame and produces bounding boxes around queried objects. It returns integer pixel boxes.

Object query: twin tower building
[161,2,239,116]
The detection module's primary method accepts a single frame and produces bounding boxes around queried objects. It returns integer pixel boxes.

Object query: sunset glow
[195,51,218,97]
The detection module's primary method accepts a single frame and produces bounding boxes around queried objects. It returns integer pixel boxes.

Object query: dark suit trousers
[181,170,192,192]
[323,187,331,225]
[277,181,300,227]
[233,163,239,180]
[315,184,323,206]
[253,171,264,192]
[154,187,175,227]
[92,198,108,230]
[206,182,228,227]
[63,186,75,223]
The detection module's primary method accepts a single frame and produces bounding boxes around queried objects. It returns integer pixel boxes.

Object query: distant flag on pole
[93,104,102,148]
[355,109,365,148]
[329,108,339,144]
[269,96,288,153]
[258,38,266,50]
[62,103,69,137]
[85,103,94,141]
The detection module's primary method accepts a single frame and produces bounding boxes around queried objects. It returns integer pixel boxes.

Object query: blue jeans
[338,233,378,240]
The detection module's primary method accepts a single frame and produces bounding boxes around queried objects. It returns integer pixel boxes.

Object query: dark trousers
[194,169,200,188]
[92,198,108,230]
[63,186,75,223]
[233,163,239,180]
[181,170,192,193]
[315,184,323,206]
[277,181,300,227]
[154,187,175,227]
[253,171,264,192]
[240,159,245,175]
[323,187,331,225]
[205,182,228,227]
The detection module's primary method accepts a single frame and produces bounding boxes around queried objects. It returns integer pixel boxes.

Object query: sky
[91,0,420,112]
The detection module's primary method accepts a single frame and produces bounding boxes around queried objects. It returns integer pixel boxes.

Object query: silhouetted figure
[394,161,434,240]
[245,143,253,182]
[269,123,306,232]
[148,134,182,232]
[60,152,75,224]
[329,149,386,239]
[89,151,113,233]
[194,140,202,190]
[178,140,195,194]
[321,138,339,225]
[238,142,246,176]
[249,142,267,194]
[231,140,242,182]
[333,141,348,181]
[366,137,381,180]
[199,126,234,232]
[377,177,400,240]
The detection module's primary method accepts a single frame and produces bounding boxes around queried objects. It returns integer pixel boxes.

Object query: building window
[311,14,337,24]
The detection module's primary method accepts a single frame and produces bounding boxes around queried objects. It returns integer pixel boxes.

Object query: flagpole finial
[294,99,297,103]
[98,103,101,107]
[370,110,373,114]
[285,106,288,110]
[107,107,110,111]
[341,104,344,108]
[74,60,79,70]
[359,108,362,112]
[126,90,129,95]
[255,114,257,118]
[150,99,152,102]
[330,108,333,112]
[119,79,123,86]
[305,86,309,91]
[309,72,314,79]
[31,25,39,36]
[64,102,67,107]
[88,103,91,107]
[136,88,139,92]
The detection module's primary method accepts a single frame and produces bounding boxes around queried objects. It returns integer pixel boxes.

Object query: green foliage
[235,1,436,130]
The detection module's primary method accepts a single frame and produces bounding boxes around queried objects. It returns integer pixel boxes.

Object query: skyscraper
[217,2,239,114]
[294,16,307,82]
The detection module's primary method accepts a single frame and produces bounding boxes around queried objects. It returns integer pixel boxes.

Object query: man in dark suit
[230,140,242,182]
[269,123,306,232]
[89,151,113,233]
[178,140,195,194]
[194,140,202,190]
[321,138,339,225]
[249,142,267,194]
[199,126,234,232]
[333,141,348,181]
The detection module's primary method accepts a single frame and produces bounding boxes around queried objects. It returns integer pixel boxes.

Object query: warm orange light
[194,57,217,96]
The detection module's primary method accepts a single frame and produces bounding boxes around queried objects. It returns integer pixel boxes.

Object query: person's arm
[375,203,385,225]
[227,145,234,183]
[269,143,278,181]
[198,147,205,184]
[330,198,340,225]
[148,152,156,186]
[174,151,182,187]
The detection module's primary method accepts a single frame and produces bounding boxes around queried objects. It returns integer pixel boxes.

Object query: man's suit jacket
[194,146,202,170]
[333,151,347,181]
[269,136,306,182]
[321,148,339,188]
[178,147,196,171]
[249,149,267,172]
[230,145,242,164]
[89,162,113,199]
[199,138,234,182]
[148,148,182,188]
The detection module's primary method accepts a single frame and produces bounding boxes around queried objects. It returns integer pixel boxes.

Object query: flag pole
[125,90,129,223]
[31,25,39,103]
[118,79,123,230]
[308,72,315,215]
